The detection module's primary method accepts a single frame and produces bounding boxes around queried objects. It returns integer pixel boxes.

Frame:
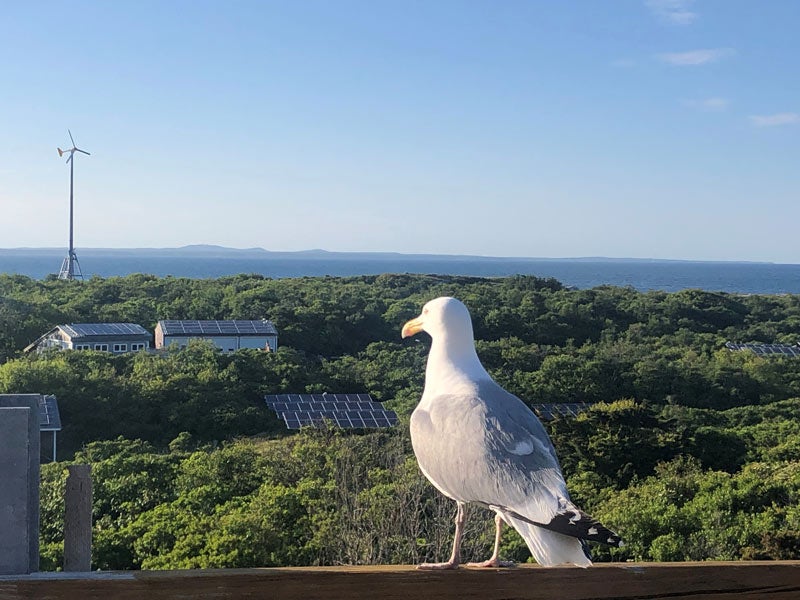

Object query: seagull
[402,296,622,569]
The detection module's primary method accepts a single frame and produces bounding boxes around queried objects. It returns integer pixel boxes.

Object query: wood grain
[1,562,799,600]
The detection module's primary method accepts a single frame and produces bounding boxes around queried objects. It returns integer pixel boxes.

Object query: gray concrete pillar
[63,465,92,571]
[0,402,39,575]
[0,394,41,574]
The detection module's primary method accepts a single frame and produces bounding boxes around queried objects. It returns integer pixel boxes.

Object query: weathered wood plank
[1,562,799,600]
[63,465,92,572]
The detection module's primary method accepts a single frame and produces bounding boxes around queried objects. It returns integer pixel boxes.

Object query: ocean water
[1,253,799,295]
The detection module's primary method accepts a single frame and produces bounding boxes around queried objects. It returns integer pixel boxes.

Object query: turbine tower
[57,130,90,280]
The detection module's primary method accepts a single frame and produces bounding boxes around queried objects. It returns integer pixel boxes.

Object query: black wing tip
[496,503,624,547]
[541,509,624,547]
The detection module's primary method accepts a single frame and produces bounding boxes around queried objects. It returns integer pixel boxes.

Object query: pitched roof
[158,319,278,336]
[40,395,62,431]
[61,323,150,338]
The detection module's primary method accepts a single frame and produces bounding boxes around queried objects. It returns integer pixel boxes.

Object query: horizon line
[0,245,782,265]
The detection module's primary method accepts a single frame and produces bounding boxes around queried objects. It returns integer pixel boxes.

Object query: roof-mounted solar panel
[65,323,149,338]
[39,395,62,431]
[160,320,278,336]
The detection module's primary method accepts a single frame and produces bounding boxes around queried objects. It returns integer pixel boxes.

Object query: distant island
[0,245,772,265]
[0,246,797,294]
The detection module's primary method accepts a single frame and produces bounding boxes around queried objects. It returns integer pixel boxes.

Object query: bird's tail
[497,500,623,547]
[498,510,592,568]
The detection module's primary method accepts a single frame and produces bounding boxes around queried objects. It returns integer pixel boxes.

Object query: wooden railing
[1,562,799,600]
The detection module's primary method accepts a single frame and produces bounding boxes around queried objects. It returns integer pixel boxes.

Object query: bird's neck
[424,336,490,398]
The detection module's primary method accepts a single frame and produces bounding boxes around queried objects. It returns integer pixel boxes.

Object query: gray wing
[411,379,623,546]
[475,379,574,525]
[411,381,622,546]
[410,378,569,526]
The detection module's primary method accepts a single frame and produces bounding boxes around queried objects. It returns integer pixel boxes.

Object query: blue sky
[2,1,799,262]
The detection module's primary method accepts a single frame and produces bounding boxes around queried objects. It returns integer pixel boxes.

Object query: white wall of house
[240,336,277,351]
[68,339,149,353]
[162,335,277,353]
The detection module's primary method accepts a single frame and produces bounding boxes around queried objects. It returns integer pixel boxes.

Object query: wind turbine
[57,130,90,280]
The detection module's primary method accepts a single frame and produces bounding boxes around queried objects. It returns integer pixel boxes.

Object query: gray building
[155,319,278,353]
[25,323,151,354]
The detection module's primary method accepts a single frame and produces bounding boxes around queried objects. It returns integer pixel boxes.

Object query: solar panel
[283,414,302,429]
[265,393,398,430]
[160,320,278,336]
[531,403,592,421]
[39,395,62,431]
[63,323,149,339]
[726,342,800,357]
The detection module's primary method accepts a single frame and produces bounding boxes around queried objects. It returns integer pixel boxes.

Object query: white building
[154,320,278,353]
[25,323,151,354]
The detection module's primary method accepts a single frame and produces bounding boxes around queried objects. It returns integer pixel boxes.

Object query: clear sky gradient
[3,1,799,262]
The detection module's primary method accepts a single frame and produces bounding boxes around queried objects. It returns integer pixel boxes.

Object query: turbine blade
[68,130,76,146]
[66,154,73,163]
[75,148,90,155]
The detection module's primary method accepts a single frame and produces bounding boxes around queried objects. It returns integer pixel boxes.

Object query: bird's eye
[423,308,429,315]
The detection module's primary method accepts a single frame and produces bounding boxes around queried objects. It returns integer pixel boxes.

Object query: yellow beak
[401,316,424,339]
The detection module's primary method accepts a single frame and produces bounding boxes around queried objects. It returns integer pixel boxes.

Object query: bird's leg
[418,501,467,570]
[467,513,515,568]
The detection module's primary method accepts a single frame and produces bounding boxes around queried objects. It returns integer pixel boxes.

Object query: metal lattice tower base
[57,251,83,280]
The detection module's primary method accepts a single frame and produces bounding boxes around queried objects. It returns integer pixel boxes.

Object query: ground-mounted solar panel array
[39,395,62,431]
[265,393,399,430]
[531,402,592,420]
[725,342,800,357]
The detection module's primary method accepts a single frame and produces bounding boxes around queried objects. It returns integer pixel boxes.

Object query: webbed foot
[417,561,459,570]
[466,559,515,568]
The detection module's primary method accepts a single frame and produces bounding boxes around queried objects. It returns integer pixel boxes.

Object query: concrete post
[0,394,41,574]
[0,406,37,574]
[63,464,93,571]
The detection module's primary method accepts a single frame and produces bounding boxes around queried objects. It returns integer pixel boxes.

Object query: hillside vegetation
[2,272,800,568]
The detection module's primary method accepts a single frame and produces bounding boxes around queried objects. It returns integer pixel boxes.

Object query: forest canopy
[2,272,800,568]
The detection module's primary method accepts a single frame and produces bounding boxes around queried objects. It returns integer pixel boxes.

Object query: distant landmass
[1,246,795,294]
[0,245,772,265]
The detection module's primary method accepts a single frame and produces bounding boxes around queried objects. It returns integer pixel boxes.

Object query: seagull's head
[401,296,474,343]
